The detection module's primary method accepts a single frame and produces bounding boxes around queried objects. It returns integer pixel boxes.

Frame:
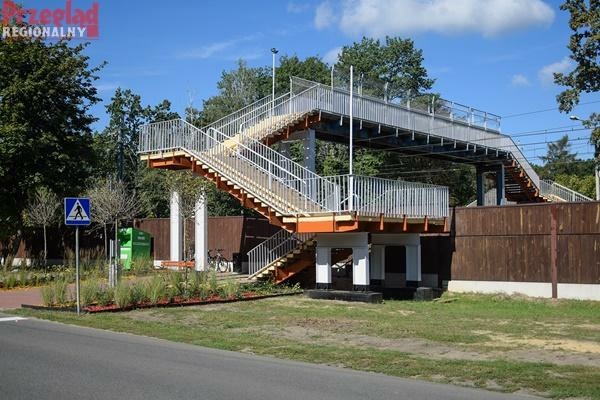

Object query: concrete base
[448,280,600,301]
[305,290,383,304]
[414,287,435,301]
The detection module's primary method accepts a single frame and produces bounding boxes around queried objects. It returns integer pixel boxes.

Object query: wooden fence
[422,202,600,286]
[1,216,279,265]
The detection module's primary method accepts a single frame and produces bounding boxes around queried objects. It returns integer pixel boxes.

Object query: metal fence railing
[540,180,593,202]
[139,119,450,218]
[288,77,540,188]
[248,230,312,276]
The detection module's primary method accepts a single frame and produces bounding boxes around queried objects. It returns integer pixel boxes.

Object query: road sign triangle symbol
[66,199,90,221]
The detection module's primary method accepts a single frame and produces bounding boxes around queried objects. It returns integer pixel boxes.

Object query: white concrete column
[315,246,332,289]
[194,193,207,272]
[352,245,370,291]
[370,245,385,286]
[405,244,422,287]
[169,191,182,261]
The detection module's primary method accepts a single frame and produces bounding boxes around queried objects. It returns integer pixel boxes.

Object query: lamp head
[271,48,279,54]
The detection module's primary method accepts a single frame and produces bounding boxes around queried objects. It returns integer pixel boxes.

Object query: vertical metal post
[550,205,558,299]
[476,167,485,206]
[75,226,80,315]
[117,115,124,181]
[271,48,278,116]
[330,65,334,93]
[496,164,505,206]
[349,65,354,211]
[596,163,600,201]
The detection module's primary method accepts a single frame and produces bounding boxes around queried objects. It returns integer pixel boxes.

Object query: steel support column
[496,164,505,206]
[476,167,485,206]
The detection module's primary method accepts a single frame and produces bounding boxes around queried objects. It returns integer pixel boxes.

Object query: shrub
[113,282,132,309]
[53,279,70,305]
[208,270,218,296]
[146,275,167,305]
[17,270,28,287]
[167,271,185,298]
[97,286,114,306]
[40,285,54,306]
[80,278,101,307]
[189,271,208,298]
[130,256,154,276]
[130,281,148,305]
[4,273,17,289]
[221,279,241,299]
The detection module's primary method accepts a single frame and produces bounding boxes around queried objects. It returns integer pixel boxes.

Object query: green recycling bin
[119,228,152,270]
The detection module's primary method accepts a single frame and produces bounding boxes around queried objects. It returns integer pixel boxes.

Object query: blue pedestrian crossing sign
[64,198,91,226]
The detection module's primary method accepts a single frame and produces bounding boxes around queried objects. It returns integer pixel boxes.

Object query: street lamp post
[271,48,278,114]
[570,115,600,200]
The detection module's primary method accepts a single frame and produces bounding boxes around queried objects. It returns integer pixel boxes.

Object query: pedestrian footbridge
[138,76,589,284]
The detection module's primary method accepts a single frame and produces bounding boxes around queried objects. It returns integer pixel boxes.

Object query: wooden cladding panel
[445,202,599,285]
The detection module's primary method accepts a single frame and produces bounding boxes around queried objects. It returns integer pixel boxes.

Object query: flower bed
[28,271,302,313]
[82,291,300,313]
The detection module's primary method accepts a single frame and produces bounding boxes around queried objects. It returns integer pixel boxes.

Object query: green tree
[201,60,270,125]
[555,173,596,198]
[318,37,438,180]
[101,88,147,183]
[275,55,331,94]
[538,135,578,179]
[22,187,60,267]
[554,0,600,154]
[0,37,102,242]
[336,36,435,99]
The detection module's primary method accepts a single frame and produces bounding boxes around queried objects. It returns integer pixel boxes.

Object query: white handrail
[248,230,312,276]
[540,180,593,202]
[289,77,540,189]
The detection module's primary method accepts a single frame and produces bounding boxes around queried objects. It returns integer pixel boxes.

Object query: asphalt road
[0,313,539,400]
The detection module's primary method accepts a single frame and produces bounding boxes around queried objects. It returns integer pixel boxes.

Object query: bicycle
[207,248,228,272]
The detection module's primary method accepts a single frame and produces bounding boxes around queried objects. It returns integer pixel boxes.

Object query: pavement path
[0,286,43,309]
[0,313,541,400]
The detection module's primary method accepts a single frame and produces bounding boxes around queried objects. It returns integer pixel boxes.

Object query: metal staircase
[248,230,315,282]
[140,75,587,278]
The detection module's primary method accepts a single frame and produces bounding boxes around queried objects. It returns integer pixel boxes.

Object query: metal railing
[289,77,540,188]
[248,230,312,276]
[202,94,273,134]
[139,119,450,218]
[297,174,449,218]
[540,180,593,202]
[293,76,501,132]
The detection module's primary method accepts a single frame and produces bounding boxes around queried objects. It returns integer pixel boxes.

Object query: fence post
[550,204,558,299]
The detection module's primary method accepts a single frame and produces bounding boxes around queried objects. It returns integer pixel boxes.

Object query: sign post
[64,197,91,315]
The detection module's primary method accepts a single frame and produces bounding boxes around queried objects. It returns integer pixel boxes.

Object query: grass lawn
[13,292,600,399]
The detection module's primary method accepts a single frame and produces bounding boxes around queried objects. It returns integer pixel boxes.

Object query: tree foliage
[276,55,331,94]
[534,134,595,198]
[538,135,578,179]
[0,38,101,240]
[22,187,60,264]
[201,60,270,125]
[336,36,435,99]
[555,0,600,152]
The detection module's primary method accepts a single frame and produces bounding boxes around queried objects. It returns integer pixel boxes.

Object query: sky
[22,0,600,164]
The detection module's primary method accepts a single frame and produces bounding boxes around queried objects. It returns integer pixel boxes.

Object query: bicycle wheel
[216,258,228,273]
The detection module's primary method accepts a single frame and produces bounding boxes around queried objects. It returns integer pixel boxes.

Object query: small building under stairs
[139,76,590,291]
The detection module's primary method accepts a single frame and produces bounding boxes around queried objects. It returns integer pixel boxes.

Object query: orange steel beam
[264,114,321,146]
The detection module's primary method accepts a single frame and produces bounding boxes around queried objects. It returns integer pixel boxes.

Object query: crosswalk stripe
[0,317,27,322]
